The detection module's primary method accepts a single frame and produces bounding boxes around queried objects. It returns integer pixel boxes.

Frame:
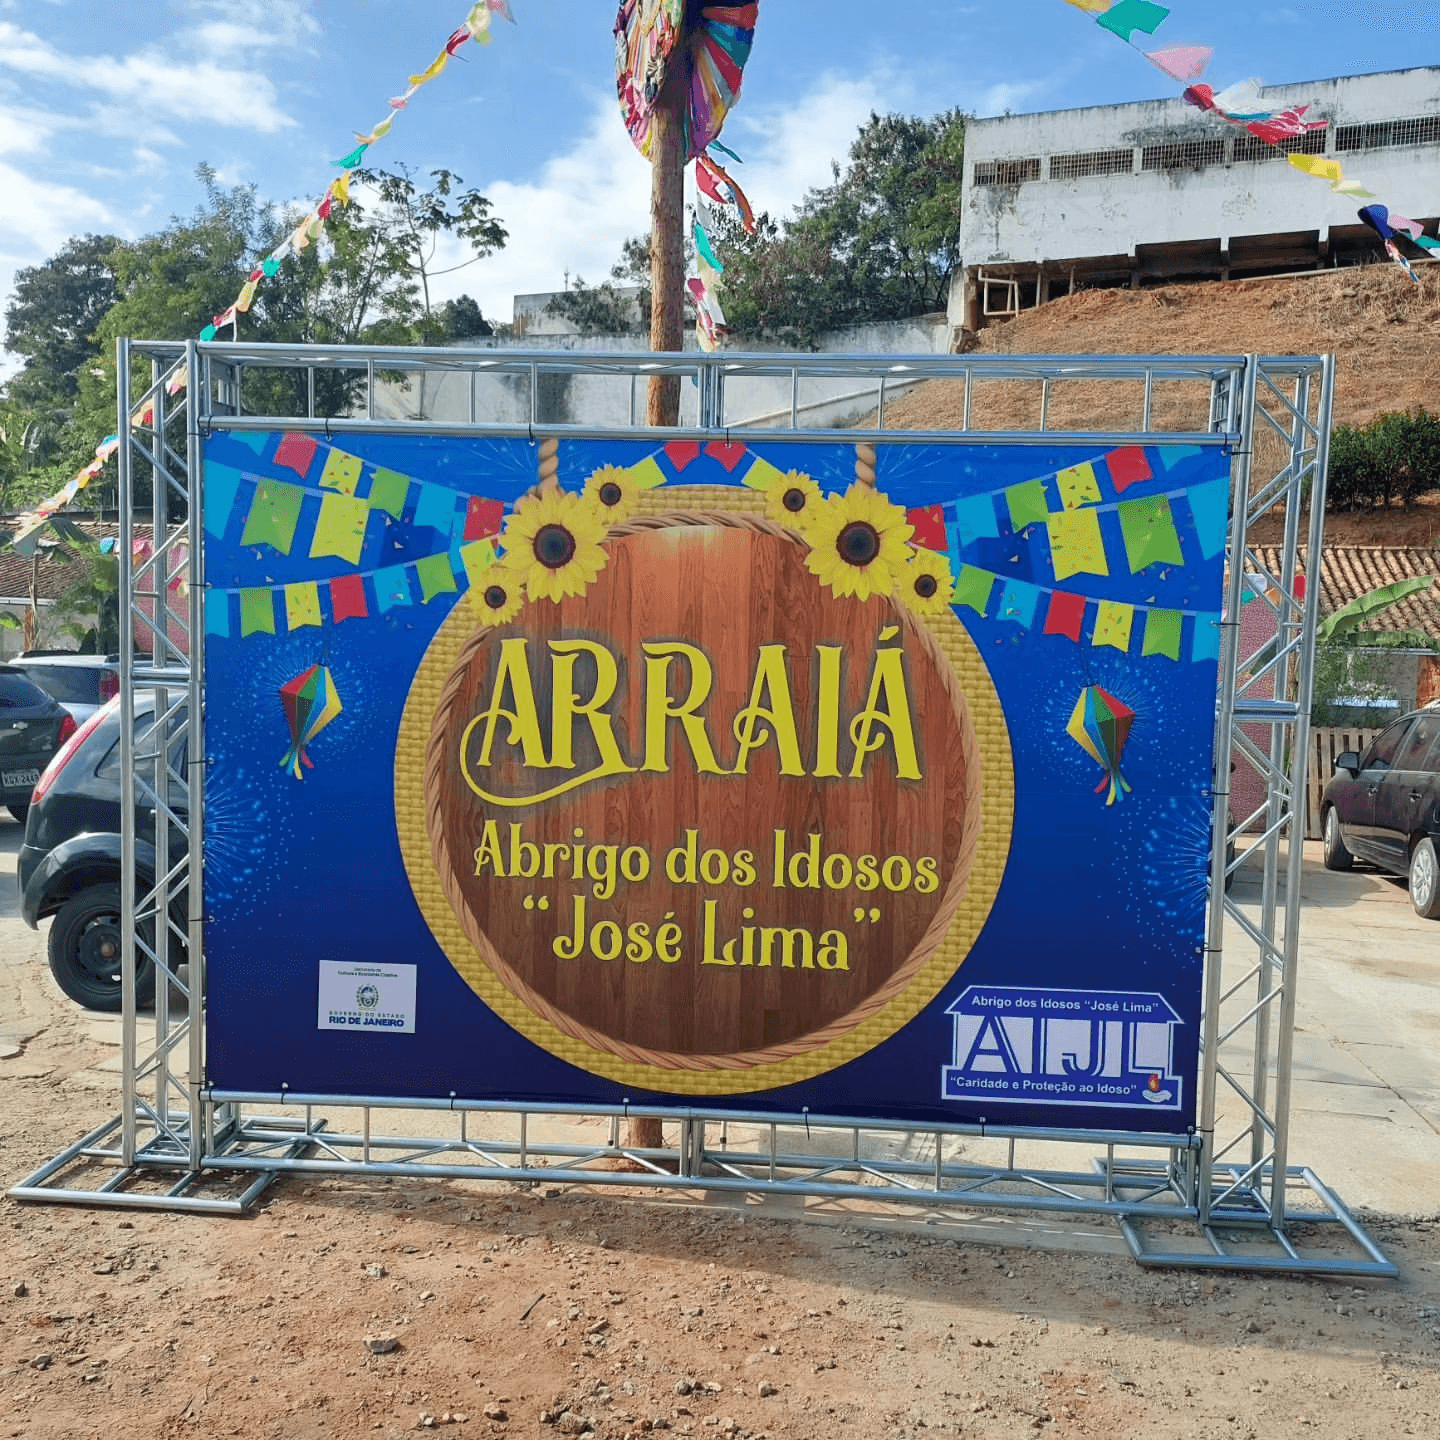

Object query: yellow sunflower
[763,471,824,533]
[803,483,914,602]
[582,464,642,525]
[471,563,526,627]
[499,489,609,603]
[896,547,955,620]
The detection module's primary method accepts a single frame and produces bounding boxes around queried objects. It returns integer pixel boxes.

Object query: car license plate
[3,769,39,788]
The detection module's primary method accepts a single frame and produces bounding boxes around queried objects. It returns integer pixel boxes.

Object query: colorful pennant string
[1062,1,1433,281]
[12,2,518,542]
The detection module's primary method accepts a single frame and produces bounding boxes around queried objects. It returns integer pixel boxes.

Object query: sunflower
[472,563,525,627]
[763,471,823,534]
[582,464,642,525]
[896,547,955,620]
[499,489,609,603]
[803,483,914,603]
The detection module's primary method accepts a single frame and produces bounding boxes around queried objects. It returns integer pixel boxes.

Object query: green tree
[545,235,655,336]
[715,110,967,345]
[3,233,122,413]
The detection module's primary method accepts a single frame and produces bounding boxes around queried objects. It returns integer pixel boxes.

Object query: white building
[952,67,1440,331]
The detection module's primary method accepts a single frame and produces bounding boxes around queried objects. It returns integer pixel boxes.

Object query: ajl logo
[942,986,1183,1111]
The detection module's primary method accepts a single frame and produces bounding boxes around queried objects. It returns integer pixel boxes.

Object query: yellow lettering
[641,643,724,775]
[731,644,805,776]
[813,645,843,778]
[849,637,922,781]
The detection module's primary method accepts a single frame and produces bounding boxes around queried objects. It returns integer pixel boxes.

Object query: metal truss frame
[8,342,1392,1277]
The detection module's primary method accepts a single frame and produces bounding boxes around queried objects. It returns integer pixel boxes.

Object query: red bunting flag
[665,441,702,471]
[1044,590,1087,641]
[907,505,948,552]
[463,495,505,542]
[273,432,319,479]
[330,574,368,624]
[1106,447,1153,492]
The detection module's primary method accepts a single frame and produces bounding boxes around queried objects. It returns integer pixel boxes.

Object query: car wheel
[1322,807,1353,871]
[46,883,157,1012]
[6,804,27,824]
[1409,838,1440,920]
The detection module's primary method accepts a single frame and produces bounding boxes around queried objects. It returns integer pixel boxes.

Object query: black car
[19,693,186,1010]
[13,651,120,725]
[1320,706,1440,919]
[0,665,76,821]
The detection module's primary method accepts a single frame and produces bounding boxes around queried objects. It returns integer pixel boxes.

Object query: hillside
[884,264,1440,546]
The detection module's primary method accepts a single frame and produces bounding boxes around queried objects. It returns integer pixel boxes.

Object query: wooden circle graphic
[396,504,1014,1095]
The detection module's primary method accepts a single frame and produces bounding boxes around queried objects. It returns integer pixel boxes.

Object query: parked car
[0,665,76,822]
[13,651,119,725]
[1320,705,1440,919]
[18,692,186,1010]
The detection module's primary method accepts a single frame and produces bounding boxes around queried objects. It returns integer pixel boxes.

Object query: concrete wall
[956,67,1440,298]
[368,316,950,430]
[512,287,647,337]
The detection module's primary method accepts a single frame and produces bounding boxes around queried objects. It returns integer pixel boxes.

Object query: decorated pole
[646,55,690,427]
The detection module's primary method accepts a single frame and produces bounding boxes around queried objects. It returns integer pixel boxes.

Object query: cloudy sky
[0,0,1433,347]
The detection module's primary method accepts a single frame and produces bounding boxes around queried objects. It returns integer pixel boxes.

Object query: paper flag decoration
[1145,45,1211,82]
[279,664,343,780]
[1095,0,1169,42]
[1067,685,1135,805]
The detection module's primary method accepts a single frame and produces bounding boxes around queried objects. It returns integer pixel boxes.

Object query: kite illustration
[279,663,343,780]
[1067,684,1135,805]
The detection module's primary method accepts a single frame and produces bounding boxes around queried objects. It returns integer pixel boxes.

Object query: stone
[366,1264,388,1279]
[11,1282,27,1298]
[31,1354,52,1370]
[758,1383,778,1398]
[483,1404,508,1421]
[674,1379,694,1397]
[364,1334,400,1355]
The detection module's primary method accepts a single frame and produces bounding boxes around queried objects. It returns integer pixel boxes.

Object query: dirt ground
[0,986,1436,1440]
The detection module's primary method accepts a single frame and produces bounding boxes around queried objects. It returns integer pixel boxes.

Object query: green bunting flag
[1117,495,1183,572]
[240,480,304,554]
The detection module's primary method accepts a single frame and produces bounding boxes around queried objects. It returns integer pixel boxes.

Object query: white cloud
[430,71,901,327]
[0,20,297,134]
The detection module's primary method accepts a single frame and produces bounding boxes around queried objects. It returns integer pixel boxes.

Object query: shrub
[1325,407,1440,511]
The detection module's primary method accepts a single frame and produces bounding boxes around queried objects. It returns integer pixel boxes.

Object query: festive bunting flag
[327,574,366,624]
[1105,447,1152,492]
[205,594,231,639]
[953,565,996,617]
[368,467,411,519]
[1006,480,1050,531]
[205,464,243,538]
[949,493,1001,546]
[416,551,458,602]
[1187,478,1230,559]
[1158,444,1203,470]
[1044,590,1088,641]
[694,220,725,273]
[1093,599,1135,652]
[1142,608,1184,660]
[274,432,318,479]
[998,579,1042,628]
[1117,495,1183,572]
[310,493,370,564]
[374,565,413,612]
[1145,45,1212,82]
[907,505,948,552]
[1192,614,1221,662]
[743,456,788,491]
[629,455,669,490]
[1056,462,1102,511]
[240,480,304,554]
[414,482,458,535]
[284,582,323,630]
[320,448,363,496]
[464,495,505,541]
[1063,0,1113,11]
[1048,508,1109,580]
[240,589,277,637]
[1095,0,1169,42]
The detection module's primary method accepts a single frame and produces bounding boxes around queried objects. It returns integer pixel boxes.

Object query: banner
[203,431,1231,1132]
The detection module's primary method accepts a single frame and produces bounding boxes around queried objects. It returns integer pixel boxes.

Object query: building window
[1231,129,1328,164]
[1140,137,1226,172]
[1048,148,1135,181]
[1336,115,1440,152]
[973,157,1041,186]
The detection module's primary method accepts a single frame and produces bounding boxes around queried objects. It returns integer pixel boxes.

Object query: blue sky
[0,0,1435,346]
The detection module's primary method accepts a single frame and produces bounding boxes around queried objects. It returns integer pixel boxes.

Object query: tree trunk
[645,57,689,429]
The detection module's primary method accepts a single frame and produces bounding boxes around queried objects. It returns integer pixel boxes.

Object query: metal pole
[117,338,138,1166]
